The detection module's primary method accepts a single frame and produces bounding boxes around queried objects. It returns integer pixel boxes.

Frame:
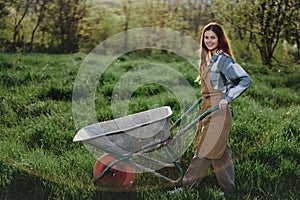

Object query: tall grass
[0,52,299,199]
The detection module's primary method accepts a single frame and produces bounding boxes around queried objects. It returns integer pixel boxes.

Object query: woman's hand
[219,99,228,110]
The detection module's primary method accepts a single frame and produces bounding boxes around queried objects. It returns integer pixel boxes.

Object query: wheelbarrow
[73,98,218,188]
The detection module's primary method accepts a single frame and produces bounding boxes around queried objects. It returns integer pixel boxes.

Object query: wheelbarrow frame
[91,97,219,185]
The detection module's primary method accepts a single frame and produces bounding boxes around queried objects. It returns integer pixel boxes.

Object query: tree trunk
[29,0,48,51]
[13,0,30,51]
[123,2,130,50]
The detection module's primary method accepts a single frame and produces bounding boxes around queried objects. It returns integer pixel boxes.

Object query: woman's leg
[212,146,235,194]
[182,156,211,190]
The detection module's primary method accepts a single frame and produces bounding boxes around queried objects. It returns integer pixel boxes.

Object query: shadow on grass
[0,160,140,200]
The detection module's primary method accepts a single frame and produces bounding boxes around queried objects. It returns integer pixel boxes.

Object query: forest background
[0,0,299,65]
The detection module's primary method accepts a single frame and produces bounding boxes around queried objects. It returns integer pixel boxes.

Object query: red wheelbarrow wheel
[93,153,135,188]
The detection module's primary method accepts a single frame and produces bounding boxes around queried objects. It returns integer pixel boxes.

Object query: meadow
[0,52,299,199]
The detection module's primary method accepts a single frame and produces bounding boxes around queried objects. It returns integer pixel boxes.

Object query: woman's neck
[211,48,218,55]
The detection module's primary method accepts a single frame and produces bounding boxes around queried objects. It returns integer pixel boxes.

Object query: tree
[11,0,32,51]
[50,0,86,53]
[282,1,300,61]
[215,0,299,66]
[29,0,50,51]
[0,0,10,25]
[121,0,133,50]
[183,0,212,39]
[76,4,120,52]
[0,0,11,48]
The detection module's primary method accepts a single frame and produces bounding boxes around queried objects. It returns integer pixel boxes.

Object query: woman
[182,22,251,194]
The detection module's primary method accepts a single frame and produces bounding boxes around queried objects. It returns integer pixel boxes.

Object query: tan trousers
[182,146,235,193]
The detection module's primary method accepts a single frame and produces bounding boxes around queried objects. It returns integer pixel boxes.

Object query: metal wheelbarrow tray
[73,98,218,187]
[73,106,172,156]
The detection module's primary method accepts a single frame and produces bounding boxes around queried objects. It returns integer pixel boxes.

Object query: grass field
[0,52,299,199]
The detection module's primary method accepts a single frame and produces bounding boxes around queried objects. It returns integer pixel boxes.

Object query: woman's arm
[220,60,252,103]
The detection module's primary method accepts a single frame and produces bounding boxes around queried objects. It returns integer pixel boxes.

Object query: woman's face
[203,30,218,53]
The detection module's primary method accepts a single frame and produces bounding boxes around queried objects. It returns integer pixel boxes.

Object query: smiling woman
[183,22,252,195]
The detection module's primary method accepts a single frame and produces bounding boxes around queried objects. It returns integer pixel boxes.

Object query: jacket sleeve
[219,58,252,103]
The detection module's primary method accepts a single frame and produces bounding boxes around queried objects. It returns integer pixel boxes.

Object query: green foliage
[0,0,298,66]
[0,53,299,199]
[214,0,300,65]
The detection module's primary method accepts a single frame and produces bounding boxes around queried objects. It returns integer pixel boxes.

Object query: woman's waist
[202,92,224,99]
[201,94,223,109]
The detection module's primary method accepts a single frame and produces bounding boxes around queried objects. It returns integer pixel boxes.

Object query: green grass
[0,52,299,199]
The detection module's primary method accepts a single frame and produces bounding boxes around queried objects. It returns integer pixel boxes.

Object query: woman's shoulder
[216,50,235,64]
[215,54,235,72]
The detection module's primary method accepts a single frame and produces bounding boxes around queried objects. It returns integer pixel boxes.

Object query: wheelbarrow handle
[169,97,203,131]
[171,106,219,140]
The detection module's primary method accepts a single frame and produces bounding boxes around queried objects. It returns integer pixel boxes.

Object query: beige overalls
[182,58,236,193]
